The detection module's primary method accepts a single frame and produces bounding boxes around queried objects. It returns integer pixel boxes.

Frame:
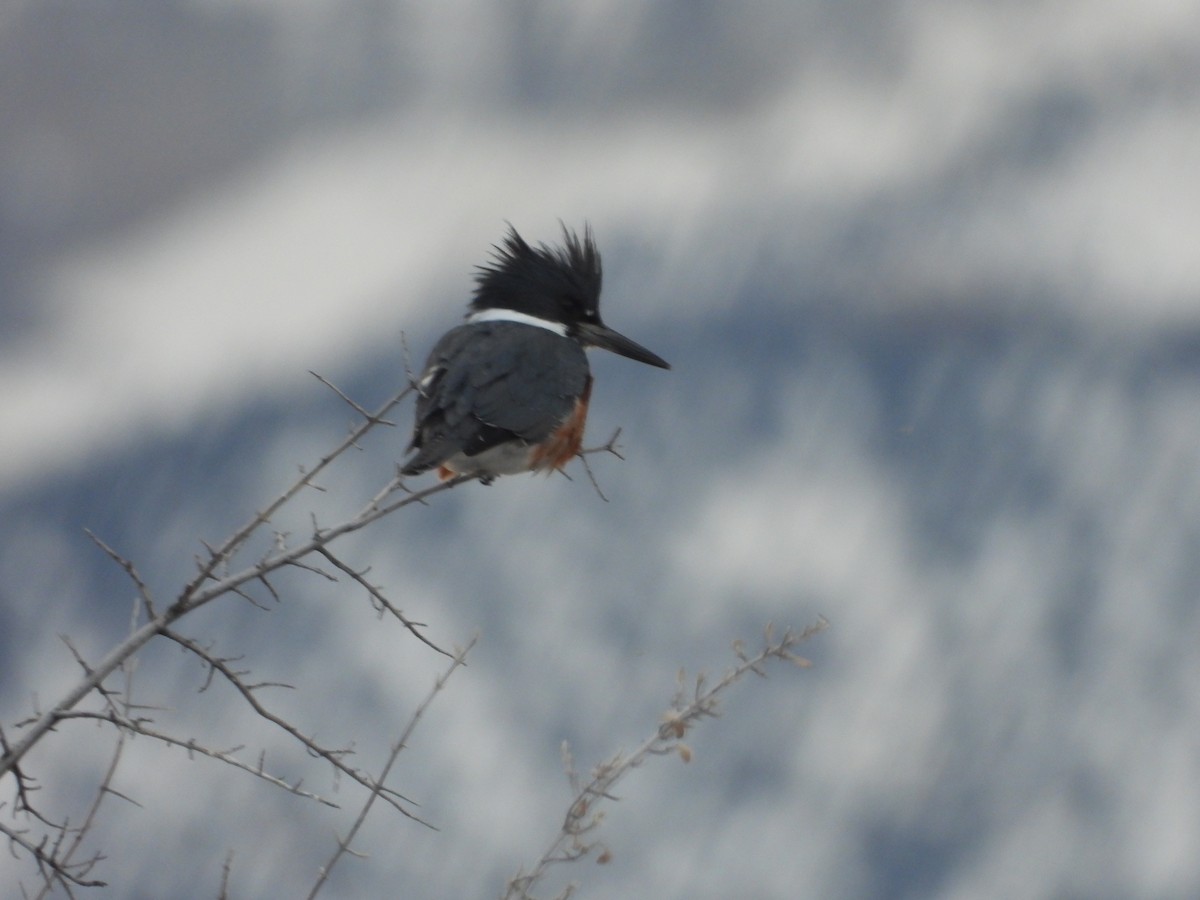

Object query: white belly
[440,441,535,478]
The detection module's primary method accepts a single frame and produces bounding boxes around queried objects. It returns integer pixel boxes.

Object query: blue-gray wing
[402,322,589,474]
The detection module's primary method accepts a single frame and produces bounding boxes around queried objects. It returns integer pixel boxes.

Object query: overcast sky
[3,2,1200,898]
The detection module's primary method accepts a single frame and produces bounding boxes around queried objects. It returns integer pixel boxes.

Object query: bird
[401,224,670,483]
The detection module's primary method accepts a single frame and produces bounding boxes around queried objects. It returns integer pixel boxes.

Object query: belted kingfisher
[401,224,670,483]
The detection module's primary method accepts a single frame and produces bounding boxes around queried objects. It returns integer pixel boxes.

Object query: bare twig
[307,635,478,899]
[576,452,608,502]
[51,709,340,809]
[582,427,625,462]
[503,619,827,900]
[314,546,452,658]
[83,531,157,618]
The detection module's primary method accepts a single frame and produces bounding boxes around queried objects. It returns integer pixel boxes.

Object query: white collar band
[466,308,568,336]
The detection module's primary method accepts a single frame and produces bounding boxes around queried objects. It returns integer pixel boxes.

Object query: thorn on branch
[85,528,158,616]
[309,371,386,424]
[285,555,337,583]
[232,585,273,611]
[199,540,223,572]
[100,785,143,809]
[259,574,281,604]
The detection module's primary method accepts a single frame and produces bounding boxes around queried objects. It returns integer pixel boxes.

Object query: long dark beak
[576,321,670,369]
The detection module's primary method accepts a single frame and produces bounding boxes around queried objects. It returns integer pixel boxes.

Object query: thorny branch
[0,377,453,890]
[503,619,828,900]
[0,368,670,895]
[1,381,417,781]
[0,820,107,896]
[50,709,339,810]
[313,546,451,658]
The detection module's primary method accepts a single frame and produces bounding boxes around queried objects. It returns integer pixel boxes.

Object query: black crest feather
[470,223,602,322]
